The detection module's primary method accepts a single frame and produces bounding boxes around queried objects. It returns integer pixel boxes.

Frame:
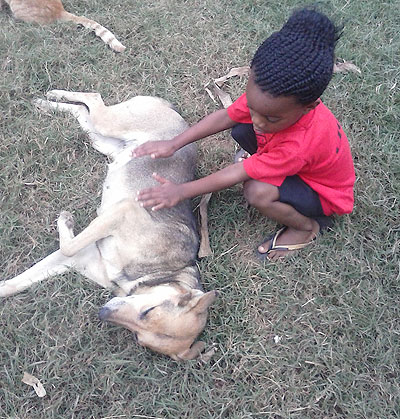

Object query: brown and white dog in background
[0,0,125,52]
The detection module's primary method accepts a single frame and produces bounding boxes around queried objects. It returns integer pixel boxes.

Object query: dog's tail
[0,250,71,297]
[60,11,126,53]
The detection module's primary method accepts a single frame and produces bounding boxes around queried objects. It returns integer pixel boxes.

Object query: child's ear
[303,100,320,114]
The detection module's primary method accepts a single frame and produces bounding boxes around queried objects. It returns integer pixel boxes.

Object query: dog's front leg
[56,200,137,257]
[57,210,101,257]
[57,211,76,243]
[56,211,117,290]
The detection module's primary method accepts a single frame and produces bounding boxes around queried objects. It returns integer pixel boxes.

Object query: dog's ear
[190,290,218,314]
[176,341,205,360]
[177,292,193,307]
[177,290,217,313]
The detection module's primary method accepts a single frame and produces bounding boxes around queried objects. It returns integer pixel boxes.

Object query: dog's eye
[139,306,156,320]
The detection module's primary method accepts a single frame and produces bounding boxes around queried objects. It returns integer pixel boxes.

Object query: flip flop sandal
[256,227,317,261]
[256,227,286,261]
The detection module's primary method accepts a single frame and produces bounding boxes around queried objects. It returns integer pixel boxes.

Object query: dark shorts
[231,123,258,155]
[231,123,333,230]
[279,176,333,229]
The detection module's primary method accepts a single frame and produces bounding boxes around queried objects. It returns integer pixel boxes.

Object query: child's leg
[278,175,333,230]
[231,123,258,155]
[244,176,328,259]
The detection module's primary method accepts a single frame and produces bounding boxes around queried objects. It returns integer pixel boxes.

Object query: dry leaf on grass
[200,346,216,363]
[21,372,47,397]
[334,59,361,75]
[214,66,250,87]
[212,85,234,108]
[198,193,213,258]
[204,66,250,108]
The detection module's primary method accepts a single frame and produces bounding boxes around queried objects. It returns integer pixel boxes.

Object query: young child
[132,7,355,261]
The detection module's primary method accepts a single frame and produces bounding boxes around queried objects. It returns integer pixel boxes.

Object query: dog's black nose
[98,306,111,321]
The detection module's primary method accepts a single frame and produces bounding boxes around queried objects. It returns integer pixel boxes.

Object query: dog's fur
[0,0,125,52]
[0,90,216,360]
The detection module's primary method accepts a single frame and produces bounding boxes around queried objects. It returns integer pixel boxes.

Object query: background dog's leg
[0,250,72,297]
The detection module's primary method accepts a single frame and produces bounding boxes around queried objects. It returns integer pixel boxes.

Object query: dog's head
[98,286,217,360]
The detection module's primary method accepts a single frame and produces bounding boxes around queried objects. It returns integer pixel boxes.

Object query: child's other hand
[136,173,184,211]
[131,140,176,159]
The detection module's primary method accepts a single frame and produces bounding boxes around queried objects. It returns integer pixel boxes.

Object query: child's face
[246,71,317,134]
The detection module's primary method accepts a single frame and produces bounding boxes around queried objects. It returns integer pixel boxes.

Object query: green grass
[0,0,399,417]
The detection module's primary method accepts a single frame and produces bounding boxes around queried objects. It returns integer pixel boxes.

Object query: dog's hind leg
[34,98,88,123]
[44,91,130,152]
[35,96,126,159]
[0,250,72,297]
[87,132,126,159]
[46,90,106,115]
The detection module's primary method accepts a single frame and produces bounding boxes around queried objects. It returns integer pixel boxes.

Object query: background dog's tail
[60,11,126,53]
[0,250,71,297]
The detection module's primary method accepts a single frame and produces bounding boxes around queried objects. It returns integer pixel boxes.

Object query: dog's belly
[92,137,200,291]
[98,143,197,212]
[94,198,198,286]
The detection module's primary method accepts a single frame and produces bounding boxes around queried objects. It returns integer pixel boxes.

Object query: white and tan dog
[0,90,216,361]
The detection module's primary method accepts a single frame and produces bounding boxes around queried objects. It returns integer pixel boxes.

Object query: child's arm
[132,109,236,158]
[137,162,250,211]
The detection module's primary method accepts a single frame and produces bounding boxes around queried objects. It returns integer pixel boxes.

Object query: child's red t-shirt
[227,93,355,216]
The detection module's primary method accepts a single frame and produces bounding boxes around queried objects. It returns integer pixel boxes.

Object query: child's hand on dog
[137,173,184,211]
[131,140,177,159]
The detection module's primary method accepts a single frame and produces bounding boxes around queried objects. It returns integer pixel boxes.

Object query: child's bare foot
[258,220,320,261]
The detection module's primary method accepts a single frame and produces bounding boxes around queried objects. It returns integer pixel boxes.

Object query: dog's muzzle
[98,306,112,321]
[98,297,126,321]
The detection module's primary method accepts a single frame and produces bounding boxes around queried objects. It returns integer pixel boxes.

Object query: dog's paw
[58,211,74,230]
[177,341,206,360]
[33,98,50,111]
[0,280,18,298]
[46,90,65,101]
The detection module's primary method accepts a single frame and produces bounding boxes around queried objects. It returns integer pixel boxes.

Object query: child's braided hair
[251,7,342,104]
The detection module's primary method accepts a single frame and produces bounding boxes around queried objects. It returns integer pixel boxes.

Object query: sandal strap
[267,227,317,254]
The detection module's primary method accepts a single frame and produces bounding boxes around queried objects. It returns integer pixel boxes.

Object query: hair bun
[281,8,339,48]
[251,7,341,104]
